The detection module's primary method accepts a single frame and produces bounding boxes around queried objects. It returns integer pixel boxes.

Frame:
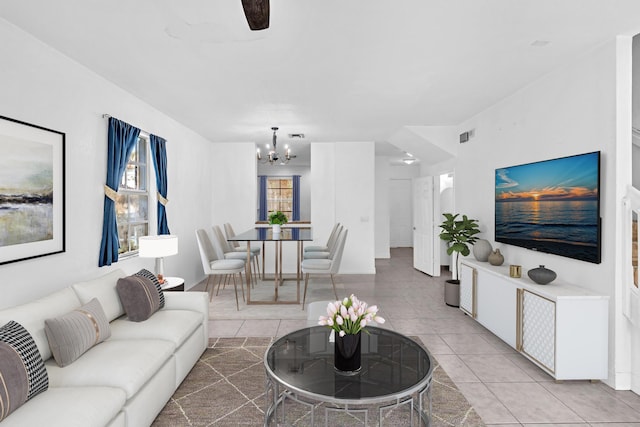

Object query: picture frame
[0,115,65,265]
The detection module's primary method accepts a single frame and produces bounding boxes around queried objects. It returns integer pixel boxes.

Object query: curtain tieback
[158,192,168,206]
[104,185,118,201]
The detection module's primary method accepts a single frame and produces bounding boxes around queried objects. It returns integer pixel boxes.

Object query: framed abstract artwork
[0,115,65,265]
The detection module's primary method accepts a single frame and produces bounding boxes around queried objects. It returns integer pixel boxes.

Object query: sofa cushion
[0,321,48,421]
[45,298,111,367]
[45,339,173,399]
[71,269,126,322]
[0,386,126,427]
[0,288,82,361]
[109,309,203,348]
[116,275,162,322]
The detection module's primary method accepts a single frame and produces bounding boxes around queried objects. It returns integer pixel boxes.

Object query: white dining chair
[224,222,261,278]
[304,223,340,253]
[303,225,343,260]
[195,229,246,310]
[212,225,257,288]
[301,228,348,307]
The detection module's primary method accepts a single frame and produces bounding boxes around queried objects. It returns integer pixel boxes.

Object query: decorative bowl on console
[527,265,557,285]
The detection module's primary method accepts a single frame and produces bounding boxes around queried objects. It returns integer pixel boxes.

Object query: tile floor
[196,248,640,426]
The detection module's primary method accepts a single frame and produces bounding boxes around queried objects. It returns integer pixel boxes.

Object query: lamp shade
[138,235,178,258]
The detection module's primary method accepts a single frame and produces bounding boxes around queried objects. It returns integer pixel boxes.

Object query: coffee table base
[264,377,432,427]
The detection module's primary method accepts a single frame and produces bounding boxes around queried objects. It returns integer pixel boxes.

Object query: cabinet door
[459,263,476,317]
[476,273,517,348]
[520,289,556,373]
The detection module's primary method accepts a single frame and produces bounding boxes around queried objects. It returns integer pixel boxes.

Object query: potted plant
[439,213,480,307]
[268,210,288,233]
[318,295,385,373]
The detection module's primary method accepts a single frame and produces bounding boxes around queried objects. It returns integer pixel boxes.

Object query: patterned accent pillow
[0,321,48,421]
[44,298,111,367]
[133,268,165,309]
[116,274,163,322]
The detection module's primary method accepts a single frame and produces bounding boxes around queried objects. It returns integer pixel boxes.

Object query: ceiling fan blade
[241,0,270,31]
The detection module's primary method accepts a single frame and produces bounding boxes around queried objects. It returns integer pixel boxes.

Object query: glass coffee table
[264,326,433,426]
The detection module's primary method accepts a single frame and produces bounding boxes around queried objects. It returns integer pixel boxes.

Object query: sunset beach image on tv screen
[495,151,601,264]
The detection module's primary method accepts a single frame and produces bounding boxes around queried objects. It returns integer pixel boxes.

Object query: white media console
[459,259,609,380]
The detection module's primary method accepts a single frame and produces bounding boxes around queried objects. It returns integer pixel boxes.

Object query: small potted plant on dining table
[268,210,288,234]
[439,213,480,307]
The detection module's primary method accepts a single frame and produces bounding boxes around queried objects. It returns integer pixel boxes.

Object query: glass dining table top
[228,227,313,242]
[264,326,433,405]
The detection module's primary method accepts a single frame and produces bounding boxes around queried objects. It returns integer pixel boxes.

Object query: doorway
[389,179,413,247]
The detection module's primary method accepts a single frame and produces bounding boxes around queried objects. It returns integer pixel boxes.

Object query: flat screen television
[495,151,601,264]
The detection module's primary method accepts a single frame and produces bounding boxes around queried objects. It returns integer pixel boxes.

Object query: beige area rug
[152,337,484,427]
[192,275,352,320]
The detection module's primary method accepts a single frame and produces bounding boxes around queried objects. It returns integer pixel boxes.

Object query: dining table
[227,227,313,305]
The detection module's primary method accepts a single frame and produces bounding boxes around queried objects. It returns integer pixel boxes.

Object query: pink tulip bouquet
[318,294,385,337]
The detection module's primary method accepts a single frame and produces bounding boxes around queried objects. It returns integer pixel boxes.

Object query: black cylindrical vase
[334,332,362,374]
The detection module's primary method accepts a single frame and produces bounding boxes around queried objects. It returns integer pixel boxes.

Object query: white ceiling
[2,0,640,165]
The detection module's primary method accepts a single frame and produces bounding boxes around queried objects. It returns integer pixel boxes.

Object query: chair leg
[216,275,224,296]
[302,273,310,307]
[250,259,257,288]
[239,272,246,301]
[330,274,339,300]
[232,273,240,311]
[253,257,260,285]
[238,272,246,301]
[256,254,261,280]
[206,275,215,302]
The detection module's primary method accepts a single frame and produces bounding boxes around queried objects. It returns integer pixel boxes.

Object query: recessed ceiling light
[531,40,551,47]
[402,158,416,165]
[405,151,414,157]
[288,133,305,139]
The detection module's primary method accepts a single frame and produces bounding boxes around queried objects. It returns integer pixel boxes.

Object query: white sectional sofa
[0,269,208,427]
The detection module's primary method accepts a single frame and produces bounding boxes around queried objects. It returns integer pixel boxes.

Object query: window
[267,177,293,221]
[116,136,149,255]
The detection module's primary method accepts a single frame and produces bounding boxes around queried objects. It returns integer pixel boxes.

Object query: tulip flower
[340,305,348,318]
[319,295,384,336]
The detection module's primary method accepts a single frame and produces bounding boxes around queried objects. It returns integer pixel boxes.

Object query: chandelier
[256,127,295,165]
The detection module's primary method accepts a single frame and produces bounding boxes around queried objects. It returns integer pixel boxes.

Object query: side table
[161,276,185,292]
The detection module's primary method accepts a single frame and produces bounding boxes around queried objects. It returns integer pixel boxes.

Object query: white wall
[210,143,257,229]
[374,157,390,258]
[435,39,621,386]
[0,18,213,309]
[439,175,455,266]
[311,142,375,274]
[336,142,376,273]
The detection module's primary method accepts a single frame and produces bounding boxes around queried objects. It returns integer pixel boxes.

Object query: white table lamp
[138,235,178,283]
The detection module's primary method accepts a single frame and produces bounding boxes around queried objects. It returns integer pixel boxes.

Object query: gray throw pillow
[0,321,49,421]
[44,298,111,367]
[133,268,165,309]
[116,274,162,322]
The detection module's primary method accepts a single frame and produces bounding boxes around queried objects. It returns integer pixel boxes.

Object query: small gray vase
[488,249,504,266]
[473,239,492,262]
[527,265,557,285]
